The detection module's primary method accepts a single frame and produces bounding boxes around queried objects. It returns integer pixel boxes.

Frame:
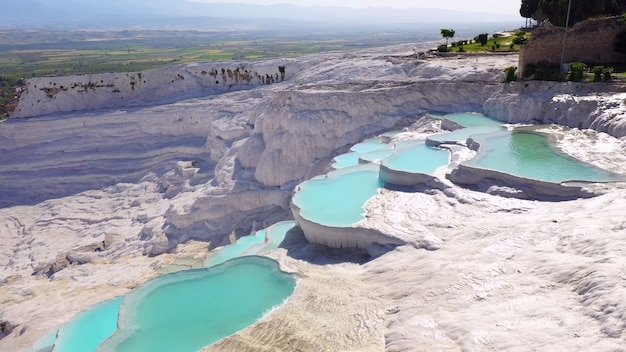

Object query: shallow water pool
[467,130,624,183]
[332,152,362,169]
[99,257,295,352]
[444,112,502,127]
[216,221,298,265]
[52,297,123,352]
[349,141,387,154]
[360,147,396,164]
[292,164,382,227]
[203,229,267,267]
[332,141,388,169]
[428,125,505,145]
[381,141,450,174]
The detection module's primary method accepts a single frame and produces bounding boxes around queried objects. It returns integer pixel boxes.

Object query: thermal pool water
[98,257,295,352]
[467,130,625,183]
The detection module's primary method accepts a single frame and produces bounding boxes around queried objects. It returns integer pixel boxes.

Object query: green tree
[520,0,540,26]
[538,0,623,27]
[475,33,489,46]
[440,29,455,46]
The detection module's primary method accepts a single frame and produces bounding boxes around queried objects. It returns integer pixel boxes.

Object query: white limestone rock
[2,44,626,351]
[484,82,626,137]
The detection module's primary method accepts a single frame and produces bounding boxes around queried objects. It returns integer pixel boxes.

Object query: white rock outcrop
[1,44,626,351]
[484,81,626,136]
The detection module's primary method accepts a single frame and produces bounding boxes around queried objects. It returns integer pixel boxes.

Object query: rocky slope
[1,45,626,351]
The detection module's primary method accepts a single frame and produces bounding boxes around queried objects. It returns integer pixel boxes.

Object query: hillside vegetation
[521,0,626,26]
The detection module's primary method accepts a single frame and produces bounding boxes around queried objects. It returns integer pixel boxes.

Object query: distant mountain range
[2,1,521,30]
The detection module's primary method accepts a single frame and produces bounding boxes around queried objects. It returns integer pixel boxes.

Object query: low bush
[603,66,614,81]
[568,62,587,82]
[513,36,528,45]
[592,66,605,82]
[437,44,450,52]
[505,66,518,82]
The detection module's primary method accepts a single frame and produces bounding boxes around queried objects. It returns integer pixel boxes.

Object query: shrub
[437,44,450,52]
[458,46,465,52]
[603,66,614,81]
[568,62,588,82]
[592,66,605,82]
[513,36,528,45]
[509,43,515,50]
[590,66,613,82]
[505,66,518,82]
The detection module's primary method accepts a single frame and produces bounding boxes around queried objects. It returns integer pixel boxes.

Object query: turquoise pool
[254,221,298,254]
[44,235,297,352]
[444,112,502,127]
[203,229,267,267]
[99,257,295,352]
[332,152,362,169]
[467,130,624,183]
[350,141,387,154]
[381,141,450,174]
[205,221,298,265]
[360,147,396,164]
[427,125,505,146]
[292,164,382,227]
[51,297,123,352]
[332,140,388,169]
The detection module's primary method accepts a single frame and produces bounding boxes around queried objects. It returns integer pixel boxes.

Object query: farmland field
[0,27,439,117]
[0,29,432,79]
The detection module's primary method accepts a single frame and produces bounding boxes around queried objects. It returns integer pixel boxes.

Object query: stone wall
[519,17,626,76]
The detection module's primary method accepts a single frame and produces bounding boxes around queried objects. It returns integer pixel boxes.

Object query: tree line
[520,0,626,27]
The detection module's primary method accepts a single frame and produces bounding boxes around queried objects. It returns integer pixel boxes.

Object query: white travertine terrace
[2,45,626,351]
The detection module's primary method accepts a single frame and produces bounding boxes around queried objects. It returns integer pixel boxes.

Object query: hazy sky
[191,0,521,14]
